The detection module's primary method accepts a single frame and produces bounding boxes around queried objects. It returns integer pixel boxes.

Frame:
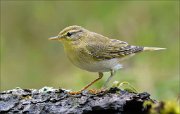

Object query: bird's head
[49,25,88,44]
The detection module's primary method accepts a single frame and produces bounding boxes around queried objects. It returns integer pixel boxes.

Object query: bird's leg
[103,70,116,88]
[80,72,103,91]
[69,72,103,95]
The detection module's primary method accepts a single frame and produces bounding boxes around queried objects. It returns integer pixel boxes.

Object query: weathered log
[0,87,155,114]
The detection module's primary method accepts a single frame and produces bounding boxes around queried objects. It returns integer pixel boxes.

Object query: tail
[143,47,166,51]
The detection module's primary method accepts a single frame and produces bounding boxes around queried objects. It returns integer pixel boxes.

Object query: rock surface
[0,87,154,114]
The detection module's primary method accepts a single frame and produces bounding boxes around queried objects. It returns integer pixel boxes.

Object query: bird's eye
[67,32,72,37]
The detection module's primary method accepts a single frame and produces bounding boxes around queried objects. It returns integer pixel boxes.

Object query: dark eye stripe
[67,32,72,37]
[66,30,83,37]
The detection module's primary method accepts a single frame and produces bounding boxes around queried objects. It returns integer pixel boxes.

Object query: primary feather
[85,32,144,61]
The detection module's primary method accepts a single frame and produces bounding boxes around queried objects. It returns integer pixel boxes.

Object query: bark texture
[0,87,155,114]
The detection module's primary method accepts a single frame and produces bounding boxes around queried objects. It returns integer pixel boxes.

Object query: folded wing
[86,38,144,61]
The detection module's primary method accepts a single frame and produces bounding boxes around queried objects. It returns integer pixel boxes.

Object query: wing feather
[86,39,132,60]
[85,33,144,61]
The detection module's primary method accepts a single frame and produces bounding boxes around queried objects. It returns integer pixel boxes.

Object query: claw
[68,91,81,95]
[88,88,107,94]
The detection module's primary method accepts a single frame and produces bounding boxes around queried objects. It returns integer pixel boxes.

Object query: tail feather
[143,47,166,51]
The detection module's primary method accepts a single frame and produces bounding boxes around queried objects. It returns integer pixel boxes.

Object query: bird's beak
[48,36,61,40]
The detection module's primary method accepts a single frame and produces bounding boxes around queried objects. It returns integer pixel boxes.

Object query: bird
[49,25,165,94]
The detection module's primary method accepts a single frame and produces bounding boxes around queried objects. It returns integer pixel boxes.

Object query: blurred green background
[1,1,179,100]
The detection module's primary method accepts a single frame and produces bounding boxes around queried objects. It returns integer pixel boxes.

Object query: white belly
[76,58,123,72]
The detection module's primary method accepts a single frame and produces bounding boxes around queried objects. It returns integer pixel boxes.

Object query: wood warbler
[49,25,165,94]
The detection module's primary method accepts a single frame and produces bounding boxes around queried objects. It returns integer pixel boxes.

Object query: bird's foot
[88,88,107,94]
[68,91,82,95]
